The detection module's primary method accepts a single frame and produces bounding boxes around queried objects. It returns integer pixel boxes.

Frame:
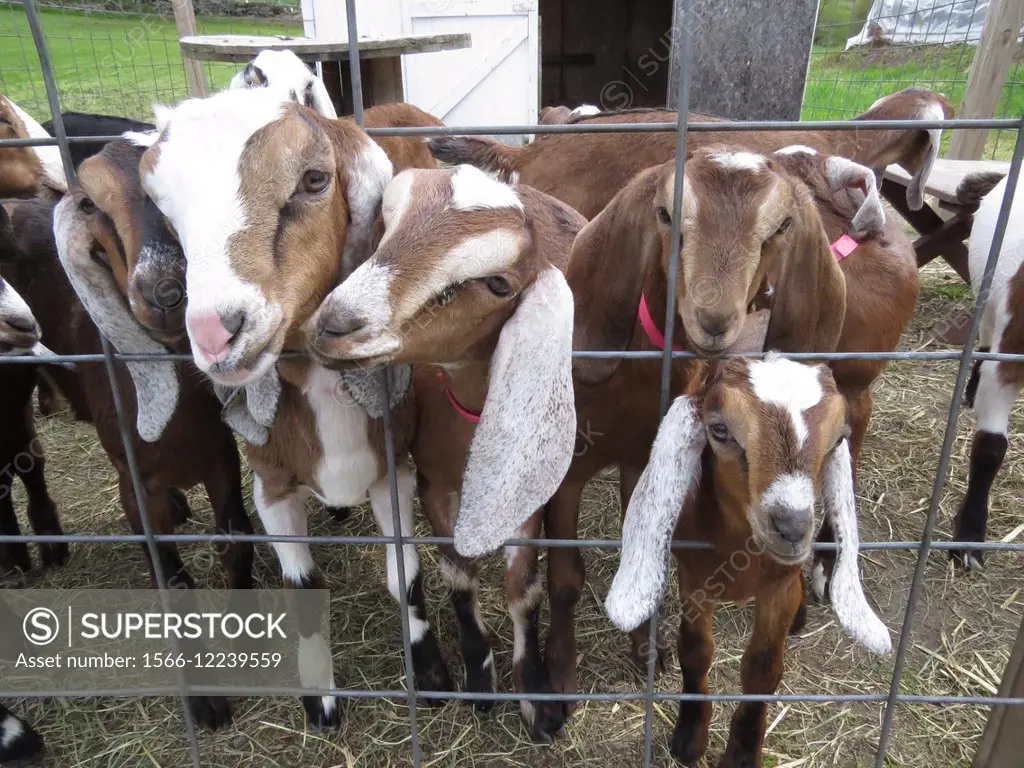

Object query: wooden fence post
[972,615,1024,767]
[948,0,1024,161]
[172,0,210,98]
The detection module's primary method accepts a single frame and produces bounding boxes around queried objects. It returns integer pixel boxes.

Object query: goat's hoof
[328,506,351,523]
[1,544,33,575]
[0,713,44,765]
[303,695,342,731]
[168,488,193,526]
[716,752,757,768]
[412,638,454,707]
[670,719,708,765]
[527,700,567,745]
[38,541,69,569]
[465,654,496,712]
[951,548,985,572]
[630,641,669,677]
[188,695,232,731]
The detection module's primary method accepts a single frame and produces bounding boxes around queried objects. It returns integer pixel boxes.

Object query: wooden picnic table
[881,158,1010,285]
[180,32,472,113]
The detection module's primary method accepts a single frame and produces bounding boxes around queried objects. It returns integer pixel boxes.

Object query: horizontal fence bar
[2,533,1021,552]
[0,688,1020,706]
[6,350,1024,365]
[0,117,1016,150]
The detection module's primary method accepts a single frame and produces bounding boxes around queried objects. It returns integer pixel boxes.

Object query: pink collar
[437,370,481,424]
[638,293,684,351]
[831,233,859,261]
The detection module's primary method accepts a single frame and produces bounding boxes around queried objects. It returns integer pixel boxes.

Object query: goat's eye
[708,422,731,442]
[300,169,330,195]
[482,275,512,297]
[775,216,792,236]
[79,197,97,215]
[656,206,671,225]
[436,285,458,307]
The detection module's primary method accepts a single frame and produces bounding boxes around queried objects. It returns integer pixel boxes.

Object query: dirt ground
[3,261,1022,768]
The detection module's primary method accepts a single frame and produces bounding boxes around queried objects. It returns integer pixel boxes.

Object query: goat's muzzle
[757,503,814,565]
[129,271,186,336]
[0,312,41,354]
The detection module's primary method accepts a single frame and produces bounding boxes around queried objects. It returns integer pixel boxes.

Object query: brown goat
[139,89,448,729]
[537,146,915,734]
[308,165,581,740]
[1,190,256,730]
[606,355,891,767]
[0,93,66,199]
[429,87,952,218]
[0,263,67,573]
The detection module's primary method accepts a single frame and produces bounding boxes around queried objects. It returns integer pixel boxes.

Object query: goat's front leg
[203,432,254,590]
[719,573,802,768]
[620,462,669,673]
[253,476,339,730]
[953,359,1018,570]
[543,477,586,716]
[0,466,29,573]
[419,475,493,708]
[368,465,452,700]
[13,422,67,569]
[670,583,714,766]
[505,512,561,743]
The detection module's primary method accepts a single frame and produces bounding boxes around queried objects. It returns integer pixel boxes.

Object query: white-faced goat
[229,48,337,118]
[954,170,1023,570]
[139,87,445,728]
[607,354,891,767]
[309,164,581,740]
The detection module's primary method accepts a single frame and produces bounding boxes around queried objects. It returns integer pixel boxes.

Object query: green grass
[804,43,1024,159]
[0,5,301,120]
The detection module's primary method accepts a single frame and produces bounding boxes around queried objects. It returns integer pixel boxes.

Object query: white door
[401,0,539,143]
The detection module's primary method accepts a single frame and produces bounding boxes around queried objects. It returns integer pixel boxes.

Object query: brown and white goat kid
[607,355,891,767]
[430,87,951,219]
[140,88,447,728]
[0,93,66,198]
[229,49,337,118]
[309,165,580,740]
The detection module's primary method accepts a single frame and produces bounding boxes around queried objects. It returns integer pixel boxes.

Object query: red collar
[831,233,859,261]
[638,293,684,351]
[437,370,481,424]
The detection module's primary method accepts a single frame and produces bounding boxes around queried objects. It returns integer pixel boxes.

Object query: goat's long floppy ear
[606,396,705,631]
[765,182,847,354]
[568,167,662,384]
[454,267,576,557]
[302,77,337,119]
[822,438,892,654]
[52,195,179,442]
[825,157,885,238]
[854,89,951,211]
[323,121,394,279]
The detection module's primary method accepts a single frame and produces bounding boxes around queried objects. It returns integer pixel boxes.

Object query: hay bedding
[3,263,1021,767]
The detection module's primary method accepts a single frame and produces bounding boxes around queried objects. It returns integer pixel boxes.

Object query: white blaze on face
[775,145,818,156]
[449,164,523,212]
[747,355,824,447]
[710,151,766,173]
[142,89,289,376]
[760,472,815,511]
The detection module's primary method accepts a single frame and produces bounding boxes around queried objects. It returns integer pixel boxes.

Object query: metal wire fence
[1,0,1023,765]
[806,0,1023,158]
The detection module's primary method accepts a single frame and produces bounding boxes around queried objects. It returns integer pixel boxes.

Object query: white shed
[300,0,540,137]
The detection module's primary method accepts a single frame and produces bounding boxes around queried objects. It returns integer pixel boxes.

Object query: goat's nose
[3,313,38,335]
[696,310,735,340]
[188,309,244,361]
[317,310,368,339]
[131,274,185,329]
[769,508,811,544]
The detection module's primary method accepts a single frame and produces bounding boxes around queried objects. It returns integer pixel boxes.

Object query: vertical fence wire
[343,0,420,760]
[873,117,1024,767]
[17,1,204,765]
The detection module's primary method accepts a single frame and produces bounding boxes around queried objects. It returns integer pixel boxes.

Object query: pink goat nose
[188,309,244,361]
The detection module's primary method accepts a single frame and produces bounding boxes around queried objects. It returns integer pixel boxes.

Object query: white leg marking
[298,631,337,714]
[369,465,430,643]
[253,475,313,583]
[0,714,24,749]
[811,560,827,602]
[975,357,1021,436]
